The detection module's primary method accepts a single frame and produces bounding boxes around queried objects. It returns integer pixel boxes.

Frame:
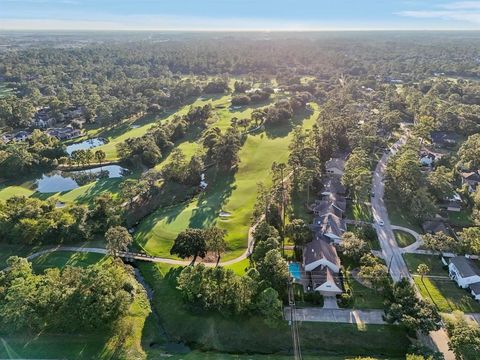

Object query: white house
[470,282,480,301]
[303,237,340,273]
[311,267,343,296]
[449,256,480,288]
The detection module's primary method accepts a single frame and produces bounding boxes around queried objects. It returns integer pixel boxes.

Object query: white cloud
[397,1,480,24]
[440,1,480,10]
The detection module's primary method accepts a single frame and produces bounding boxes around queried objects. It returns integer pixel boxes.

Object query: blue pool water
[289,262,302,281]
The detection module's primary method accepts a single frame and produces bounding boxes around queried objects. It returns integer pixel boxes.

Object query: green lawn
[403,253,446,276]
[136,103,320,261]
[224,258,251,275]
[394,230,416,248]
[448,208,474,227]
[30,251,106,272]
[0,184,35,201]
[403,254,480,313]
[139,262,410,358]
[343,271,385,309]
[385,201,422,233]
[414,276,480,313]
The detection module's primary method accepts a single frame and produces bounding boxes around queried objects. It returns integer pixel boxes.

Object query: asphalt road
[371,136,411,283]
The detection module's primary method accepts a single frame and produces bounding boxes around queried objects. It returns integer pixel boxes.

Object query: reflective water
[66,138,106,155]
[35,165,127,193]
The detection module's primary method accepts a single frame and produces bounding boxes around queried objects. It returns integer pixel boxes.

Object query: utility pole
[288,281,302,360]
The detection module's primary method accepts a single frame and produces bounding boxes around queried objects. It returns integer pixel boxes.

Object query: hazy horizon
[1,0,480,31]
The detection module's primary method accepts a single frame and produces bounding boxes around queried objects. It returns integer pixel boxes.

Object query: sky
[1,0,480,31]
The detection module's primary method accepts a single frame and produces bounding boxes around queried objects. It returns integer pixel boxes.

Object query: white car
[378,219,385,226]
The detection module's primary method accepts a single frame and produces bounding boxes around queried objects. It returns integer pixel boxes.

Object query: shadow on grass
[264,107,313,139]
[188,168,236,229]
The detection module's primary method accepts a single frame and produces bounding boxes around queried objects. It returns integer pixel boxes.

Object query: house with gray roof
[422,220,448,236]
[303,235,341,273]
[470,282,480,301]
[309,267,343,296]
[325,158,346,176]
[461,171,480,193]
[449,256,480,288]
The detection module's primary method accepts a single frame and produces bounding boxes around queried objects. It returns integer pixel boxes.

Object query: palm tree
[417,263,430,285]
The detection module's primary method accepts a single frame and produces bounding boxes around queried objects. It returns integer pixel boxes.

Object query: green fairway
[0,185,35,201]
[139,262,410,358]
[224,258,250,275]
[394,230,416,248]
[136,103,320,261]
[95,94,232,160]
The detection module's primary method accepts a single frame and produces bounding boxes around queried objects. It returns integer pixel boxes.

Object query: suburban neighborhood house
[325,157,346,176]
[430,131,460,148]
[449,256,480,300]
[297,157,347,297]
[460,170,480,193]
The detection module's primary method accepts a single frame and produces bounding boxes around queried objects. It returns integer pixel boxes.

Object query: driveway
[370,136,411,282]
[285,307,386,325]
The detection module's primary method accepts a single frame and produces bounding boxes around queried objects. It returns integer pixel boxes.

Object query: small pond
[66,138,106,155]
[35,165,127,193]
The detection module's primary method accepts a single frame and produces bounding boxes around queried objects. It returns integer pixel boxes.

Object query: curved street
[371,135,411,282]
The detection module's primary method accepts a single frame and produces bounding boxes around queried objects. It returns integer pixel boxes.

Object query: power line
[288,281,303,360]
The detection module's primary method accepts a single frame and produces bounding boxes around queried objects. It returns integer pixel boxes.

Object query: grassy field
[403,253,446,276]
[343,271,385,309]
[139,262,410,358]
[0,184,35,202]
[403,253,480,313]
[385,201,423,233]
[448,208,474,227]
[394,230,416,248]
[414,276,480,313]
[30,251,106,272]
[136,103,320,261]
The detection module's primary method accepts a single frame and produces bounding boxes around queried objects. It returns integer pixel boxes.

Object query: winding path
[22,215,263,268]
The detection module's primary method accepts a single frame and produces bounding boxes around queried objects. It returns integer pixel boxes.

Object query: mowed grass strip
[413,276,480,313]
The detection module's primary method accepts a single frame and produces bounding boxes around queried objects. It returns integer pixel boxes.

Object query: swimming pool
[288,262,302,281]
